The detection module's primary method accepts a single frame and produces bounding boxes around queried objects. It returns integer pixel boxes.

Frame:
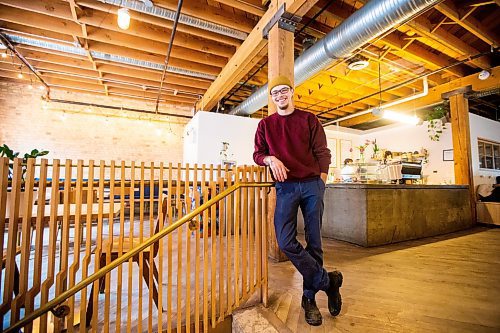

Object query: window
[478,139,500,170]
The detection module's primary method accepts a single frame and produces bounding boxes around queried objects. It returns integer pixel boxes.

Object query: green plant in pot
[0,144,49,182]
[426,105,448,141]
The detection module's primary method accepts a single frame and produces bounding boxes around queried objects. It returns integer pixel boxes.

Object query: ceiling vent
[347,55,369,71]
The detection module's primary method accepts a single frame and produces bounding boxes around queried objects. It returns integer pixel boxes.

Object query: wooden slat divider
[194,164,201,333]
[25,159,48,332]
[225,167,233,316]
[184,163,191,333]
[249,166,255,294]
[148,162,155,333]
[176,163,183,333]
[79,160,95,333]
[234,167,240,308]
[104,161,115,332]
[115,161,126,332]
[217,174,225,322]
[127,162,136,333]
[66,160,84,333]
[202,164,209,333]
[12,158,35,326]
[210,166,217,327]
[137,162,145,333]
[0,157,9,327]
[53,159,73,332]
[0,161,271,333]
[166,163,173,333]
[157,162,165,333]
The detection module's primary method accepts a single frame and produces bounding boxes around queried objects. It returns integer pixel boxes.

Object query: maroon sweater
[253,109,331,181]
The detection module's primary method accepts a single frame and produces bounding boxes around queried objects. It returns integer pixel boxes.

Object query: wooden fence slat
[167,163,173,333]
[194,164,201,333]
[202,164,208,333]
[157,162,164,333]
[176,163,183,333]
[184,163,191,333]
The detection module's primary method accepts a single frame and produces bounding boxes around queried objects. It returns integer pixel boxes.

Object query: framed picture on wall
[327,138,337,168]
[340,139,352,164]
[443,149,454,161]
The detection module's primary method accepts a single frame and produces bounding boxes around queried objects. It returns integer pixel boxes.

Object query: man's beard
[278,102,289,110]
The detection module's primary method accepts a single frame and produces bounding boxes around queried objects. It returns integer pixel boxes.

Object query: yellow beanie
[268,75,293,93]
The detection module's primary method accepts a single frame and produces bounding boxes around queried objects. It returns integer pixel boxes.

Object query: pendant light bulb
[17,73,24,79]
[117,8,130,30]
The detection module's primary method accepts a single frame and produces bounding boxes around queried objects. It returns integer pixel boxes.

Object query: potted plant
[426,105,449,141]
[1,144,49,213]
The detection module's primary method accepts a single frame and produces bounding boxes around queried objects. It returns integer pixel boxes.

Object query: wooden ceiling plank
[213,0,266,16]
[75,4,236,57]
[153,0,255,33]
[435,2,499,47]
[0,6,227,70]
[407,16,492,69]
[76,0,242,47]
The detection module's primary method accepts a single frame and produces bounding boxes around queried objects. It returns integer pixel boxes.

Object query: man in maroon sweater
[253,76,343,326]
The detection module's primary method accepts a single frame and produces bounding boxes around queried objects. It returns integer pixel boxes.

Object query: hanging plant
[426,105,448,141]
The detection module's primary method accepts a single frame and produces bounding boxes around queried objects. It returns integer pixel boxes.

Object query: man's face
[270,84,293,110]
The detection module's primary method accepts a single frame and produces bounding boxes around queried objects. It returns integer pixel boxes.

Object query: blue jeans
[274,177,330,300]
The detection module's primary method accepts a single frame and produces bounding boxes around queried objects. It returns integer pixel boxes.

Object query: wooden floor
[267,226,500,333]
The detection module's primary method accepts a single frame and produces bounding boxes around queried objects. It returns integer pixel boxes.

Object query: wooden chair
[85,195,185,326]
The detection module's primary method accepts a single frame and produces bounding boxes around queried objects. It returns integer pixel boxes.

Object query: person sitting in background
[340,158,356,182]
[478,176,500,202]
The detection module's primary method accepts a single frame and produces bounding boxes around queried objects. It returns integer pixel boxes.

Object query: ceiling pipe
[229,0,439,116]
[322,76,428,126]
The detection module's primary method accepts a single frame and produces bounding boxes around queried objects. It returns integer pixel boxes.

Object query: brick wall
[0,80,190,164]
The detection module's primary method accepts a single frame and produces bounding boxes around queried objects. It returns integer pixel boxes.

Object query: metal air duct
[229,0,439,116]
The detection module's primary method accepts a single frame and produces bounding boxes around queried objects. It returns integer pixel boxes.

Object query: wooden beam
[448,92,476,222]
[407,16,492,69]
[153,0,256,33]
[339,65,500,127]
[0,6,227,69]
[435,2,499,47]
[197,0,313,111]
[213,0,266,16]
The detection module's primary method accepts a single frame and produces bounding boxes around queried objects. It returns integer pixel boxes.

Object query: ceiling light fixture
[347,55,369,71]
[381,110,420,125]
[117,8,131,30]
[1,52,7,58]
[17,72,24,79]
[478,69,490,80]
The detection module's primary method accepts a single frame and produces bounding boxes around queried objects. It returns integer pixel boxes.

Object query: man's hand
[320,172,327,184]
[264,156,289,182]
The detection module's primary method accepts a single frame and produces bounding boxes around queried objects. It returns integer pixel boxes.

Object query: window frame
[478,138,500,170]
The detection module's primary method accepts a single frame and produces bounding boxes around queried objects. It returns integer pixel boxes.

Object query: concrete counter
[298,184,473,247]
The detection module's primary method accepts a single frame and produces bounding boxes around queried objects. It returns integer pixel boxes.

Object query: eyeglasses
[270,87,290,97]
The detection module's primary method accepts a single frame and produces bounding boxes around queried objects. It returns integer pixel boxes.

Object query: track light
[117,8,131,30]
[347,55,369,71]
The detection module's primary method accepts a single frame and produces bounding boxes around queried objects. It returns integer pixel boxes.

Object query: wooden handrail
[3,181,273,333]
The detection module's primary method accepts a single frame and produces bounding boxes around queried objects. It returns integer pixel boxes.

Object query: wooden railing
[0,157,272,332]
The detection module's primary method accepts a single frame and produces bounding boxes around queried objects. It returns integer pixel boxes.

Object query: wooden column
[449,92,476,222]
[266,3,295,262]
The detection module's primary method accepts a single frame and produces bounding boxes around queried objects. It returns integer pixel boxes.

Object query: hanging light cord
[155,0,184,113]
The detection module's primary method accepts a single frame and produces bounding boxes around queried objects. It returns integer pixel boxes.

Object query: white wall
[183,111,260,166]
[469,113,500,186]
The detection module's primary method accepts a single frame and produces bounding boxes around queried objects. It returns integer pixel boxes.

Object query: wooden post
[448,92,476,222]
[266,2,295,262]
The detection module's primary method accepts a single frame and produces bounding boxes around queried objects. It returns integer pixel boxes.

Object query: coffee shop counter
[298,183,473,247]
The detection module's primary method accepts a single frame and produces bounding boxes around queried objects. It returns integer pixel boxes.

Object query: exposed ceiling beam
[76,0,241,47]
[338,65,500,127]
[197,0,315,111]
[435,1,500,47]
[213,0,266,16]
[153,0,256,33]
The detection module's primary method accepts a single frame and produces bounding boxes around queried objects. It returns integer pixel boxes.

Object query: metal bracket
[188,219,199,231]
[263,4,302,39]
[51,305,70,318]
